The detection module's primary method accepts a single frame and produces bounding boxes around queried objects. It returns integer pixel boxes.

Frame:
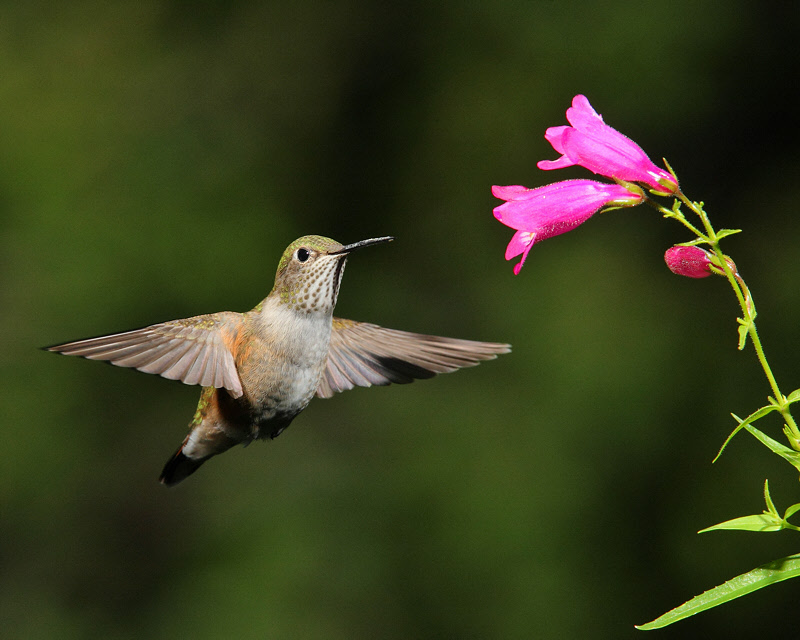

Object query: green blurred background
[3,1,799,638]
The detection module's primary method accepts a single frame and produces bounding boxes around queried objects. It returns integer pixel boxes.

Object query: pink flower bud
[664,246,713,278]
[537,95,679,194]
[493,179,643,274]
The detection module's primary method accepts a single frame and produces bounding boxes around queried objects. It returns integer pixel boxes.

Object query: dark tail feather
[159,447,207,487]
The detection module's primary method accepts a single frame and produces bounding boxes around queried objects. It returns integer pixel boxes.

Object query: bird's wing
[316,317,511,398]
[46,312,245,397]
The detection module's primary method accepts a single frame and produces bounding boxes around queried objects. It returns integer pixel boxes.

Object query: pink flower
[493,179,643,274]
[537,95,679,193]
[663,246,713,278]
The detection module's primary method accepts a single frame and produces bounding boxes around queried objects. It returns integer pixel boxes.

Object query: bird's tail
[159,446,208,487]
[159,430,239,487]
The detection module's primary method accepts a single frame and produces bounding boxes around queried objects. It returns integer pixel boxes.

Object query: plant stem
[674,193,800,446]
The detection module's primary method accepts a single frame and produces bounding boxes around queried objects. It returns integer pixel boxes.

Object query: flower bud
[664,246,713,278]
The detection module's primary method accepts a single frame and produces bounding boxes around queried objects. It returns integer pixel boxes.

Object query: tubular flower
[493,179,643,274]
[537,95,679,194]
[664,246,713,278]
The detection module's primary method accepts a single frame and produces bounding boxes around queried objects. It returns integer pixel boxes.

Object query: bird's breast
[236,306,333,431]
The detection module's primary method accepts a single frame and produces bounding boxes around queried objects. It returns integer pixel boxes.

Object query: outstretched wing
[46,312,244,397]
[317,317,511,398]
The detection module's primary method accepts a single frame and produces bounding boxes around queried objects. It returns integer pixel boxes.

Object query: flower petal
[491,184,537,201]
[506,231,536,275]
[539,95,679,193]
[543,125,569,154]
[492,179,643,273]
[565,94,602,130]
[536,156,574,171]
[504,229,536,260]
[493,179,640,230]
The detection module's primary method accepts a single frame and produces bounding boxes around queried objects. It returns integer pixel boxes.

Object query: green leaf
[787,388,800,404]
[785,503,800,520]
[713,407,778,463]
[698,480,793,533]
[763,478,778,515]
[676,237,709,247]
[636,553,800,630]
[744,424,800,473]
[782,424,800,451]
[698,513,783,533]
[737,320,749,350]
[715,228,742,240]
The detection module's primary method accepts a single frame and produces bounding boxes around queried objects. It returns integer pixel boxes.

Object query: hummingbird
[47,235,510,486]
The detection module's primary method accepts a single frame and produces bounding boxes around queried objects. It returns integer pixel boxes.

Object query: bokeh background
[3,1,800,638]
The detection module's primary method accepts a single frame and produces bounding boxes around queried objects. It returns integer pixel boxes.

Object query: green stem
[674,193,800,447]
[679,195,749,311]
[646,198,707,240]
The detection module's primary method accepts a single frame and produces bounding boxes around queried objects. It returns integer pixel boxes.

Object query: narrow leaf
[715,228,742,240]
[763,479,778,516]
[698,513,783,533]
[782,424,800,452]
[713,407,777,463]
[677,238,709,247]
[744,425,800,473]
[787,388,800,404]
[737,322,749,350]
[636,553,800,630]
[699,480,800,533]
[785,503,800,520]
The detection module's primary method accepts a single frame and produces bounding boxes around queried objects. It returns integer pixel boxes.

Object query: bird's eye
[296,248,311,262]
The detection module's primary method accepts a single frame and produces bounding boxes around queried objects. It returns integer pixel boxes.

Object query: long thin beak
[331,236,394,255]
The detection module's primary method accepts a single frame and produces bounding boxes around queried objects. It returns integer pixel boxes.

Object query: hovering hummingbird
[47,235,510,486]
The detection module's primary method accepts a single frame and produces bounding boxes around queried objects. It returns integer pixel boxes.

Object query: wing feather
[183,340,212,387]
[317,318,510,398]
[46,312,245,397]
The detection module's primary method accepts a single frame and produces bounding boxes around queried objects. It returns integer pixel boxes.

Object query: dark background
[3,2,800,638]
